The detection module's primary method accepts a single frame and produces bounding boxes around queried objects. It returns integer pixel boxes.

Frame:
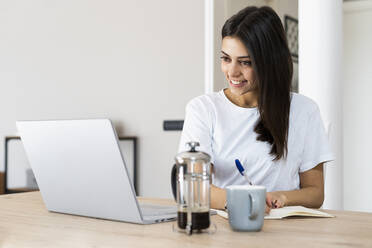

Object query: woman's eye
[220,56,231,62]
[241,61,252,66]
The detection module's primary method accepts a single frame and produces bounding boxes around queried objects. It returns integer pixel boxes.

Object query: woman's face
[221,36,257,96]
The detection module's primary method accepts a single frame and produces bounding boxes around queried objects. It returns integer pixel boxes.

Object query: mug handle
[248,193,259,220]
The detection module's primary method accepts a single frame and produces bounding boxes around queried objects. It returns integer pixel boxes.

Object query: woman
[178,6,334,211]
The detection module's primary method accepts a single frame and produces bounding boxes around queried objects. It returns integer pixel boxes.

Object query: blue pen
[235,159,253,185]
[235,159,277,208]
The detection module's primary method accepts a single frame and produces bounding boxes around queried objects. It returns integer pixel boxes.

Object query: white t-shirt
[178,90,334,192]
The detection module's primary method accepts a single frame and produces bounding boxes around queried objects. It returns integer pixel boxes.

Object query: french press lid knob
[175,141,211,164]
[186,141,199,152]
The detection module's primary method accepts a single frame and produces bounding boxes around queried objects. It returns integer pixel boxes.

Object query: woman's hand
[210,184,227,210]
[265,191,287,213]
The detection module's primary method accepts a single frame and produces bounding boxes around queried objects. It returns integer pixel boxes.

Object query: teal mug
[226,185,266,231]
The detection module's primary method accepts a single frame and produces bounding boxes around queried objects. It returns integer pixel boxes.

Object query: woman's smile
[230,79,248,87]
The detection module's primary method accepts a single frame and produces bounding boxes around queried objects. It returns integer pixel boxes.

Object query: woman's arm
[267,163,325,208]
[211,184,227,209]
[211,163,325,211]
[209,164,227,209]
[211,184,272,213]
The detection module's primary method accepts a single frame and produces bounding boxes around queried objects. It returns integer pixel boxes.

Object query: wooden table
[0,192,371,247]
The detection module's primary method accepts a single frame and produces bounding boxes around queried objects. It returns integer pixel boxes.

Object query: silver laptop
[16,119,177,224]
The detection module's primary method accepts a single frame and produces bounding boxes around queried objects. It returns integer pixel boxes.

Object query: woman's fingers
[272,199,278,208]
[266,191,286,209]
[265,204,271,214]
[266,193,273,206]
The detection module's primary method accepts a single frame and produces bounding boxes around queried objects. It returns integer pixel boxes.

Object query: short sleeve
[299,105,335,173]
[178,97,214,164]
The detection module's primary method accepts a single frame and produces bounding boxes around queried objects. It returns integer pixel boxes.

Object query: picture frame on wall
[284,15,299,93]
[284,15,298,62]
[292,62,299,93]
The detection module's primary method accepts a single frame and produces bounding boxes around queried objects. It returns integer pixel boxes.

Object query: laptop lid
[16,119,144,223]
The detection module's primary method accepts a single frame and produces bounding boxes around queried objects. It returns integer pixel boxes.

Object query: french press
[174,141,212,235]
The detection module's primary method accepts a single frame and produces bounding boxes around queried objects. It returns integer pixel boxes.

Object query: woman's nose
[228,63,241,78]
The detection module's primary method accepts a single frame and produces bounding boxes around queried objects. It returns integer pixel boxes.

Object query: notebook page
[213,206,334,220]
[264,206,334,219]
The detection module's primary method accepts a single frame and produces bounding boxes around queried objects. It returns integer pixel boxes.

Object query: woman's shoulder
[290,92,319,115]
[186,90,224,109]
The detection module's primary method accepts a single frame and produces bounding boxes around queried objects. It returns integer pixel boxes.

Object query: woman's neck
[224,88,258,108]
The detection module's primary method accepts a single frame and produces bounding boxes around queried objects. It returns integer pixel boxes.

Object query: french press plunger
[174,141,212,235]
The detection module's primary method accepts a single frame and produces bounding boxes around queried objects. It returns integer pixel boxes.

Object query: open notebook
[215,206,334,220]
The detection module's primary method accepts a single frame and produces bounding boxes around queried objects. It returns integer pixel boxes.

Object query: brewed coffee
[177,210,210,230]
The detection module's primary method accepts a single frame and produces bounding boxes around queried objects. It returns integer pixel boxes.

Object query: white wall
[299,0,344,210]
[213,0,228,92]
[343,0,372,212]
[269,0,298,22]
[0,0,205,198]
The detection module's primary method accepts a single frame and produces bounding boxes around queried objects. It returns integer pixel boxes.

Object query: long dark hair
[222,6,292,161]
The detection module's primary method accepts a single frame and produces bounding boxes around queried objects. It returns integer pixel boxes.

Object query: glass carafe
[174,141,211,235]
